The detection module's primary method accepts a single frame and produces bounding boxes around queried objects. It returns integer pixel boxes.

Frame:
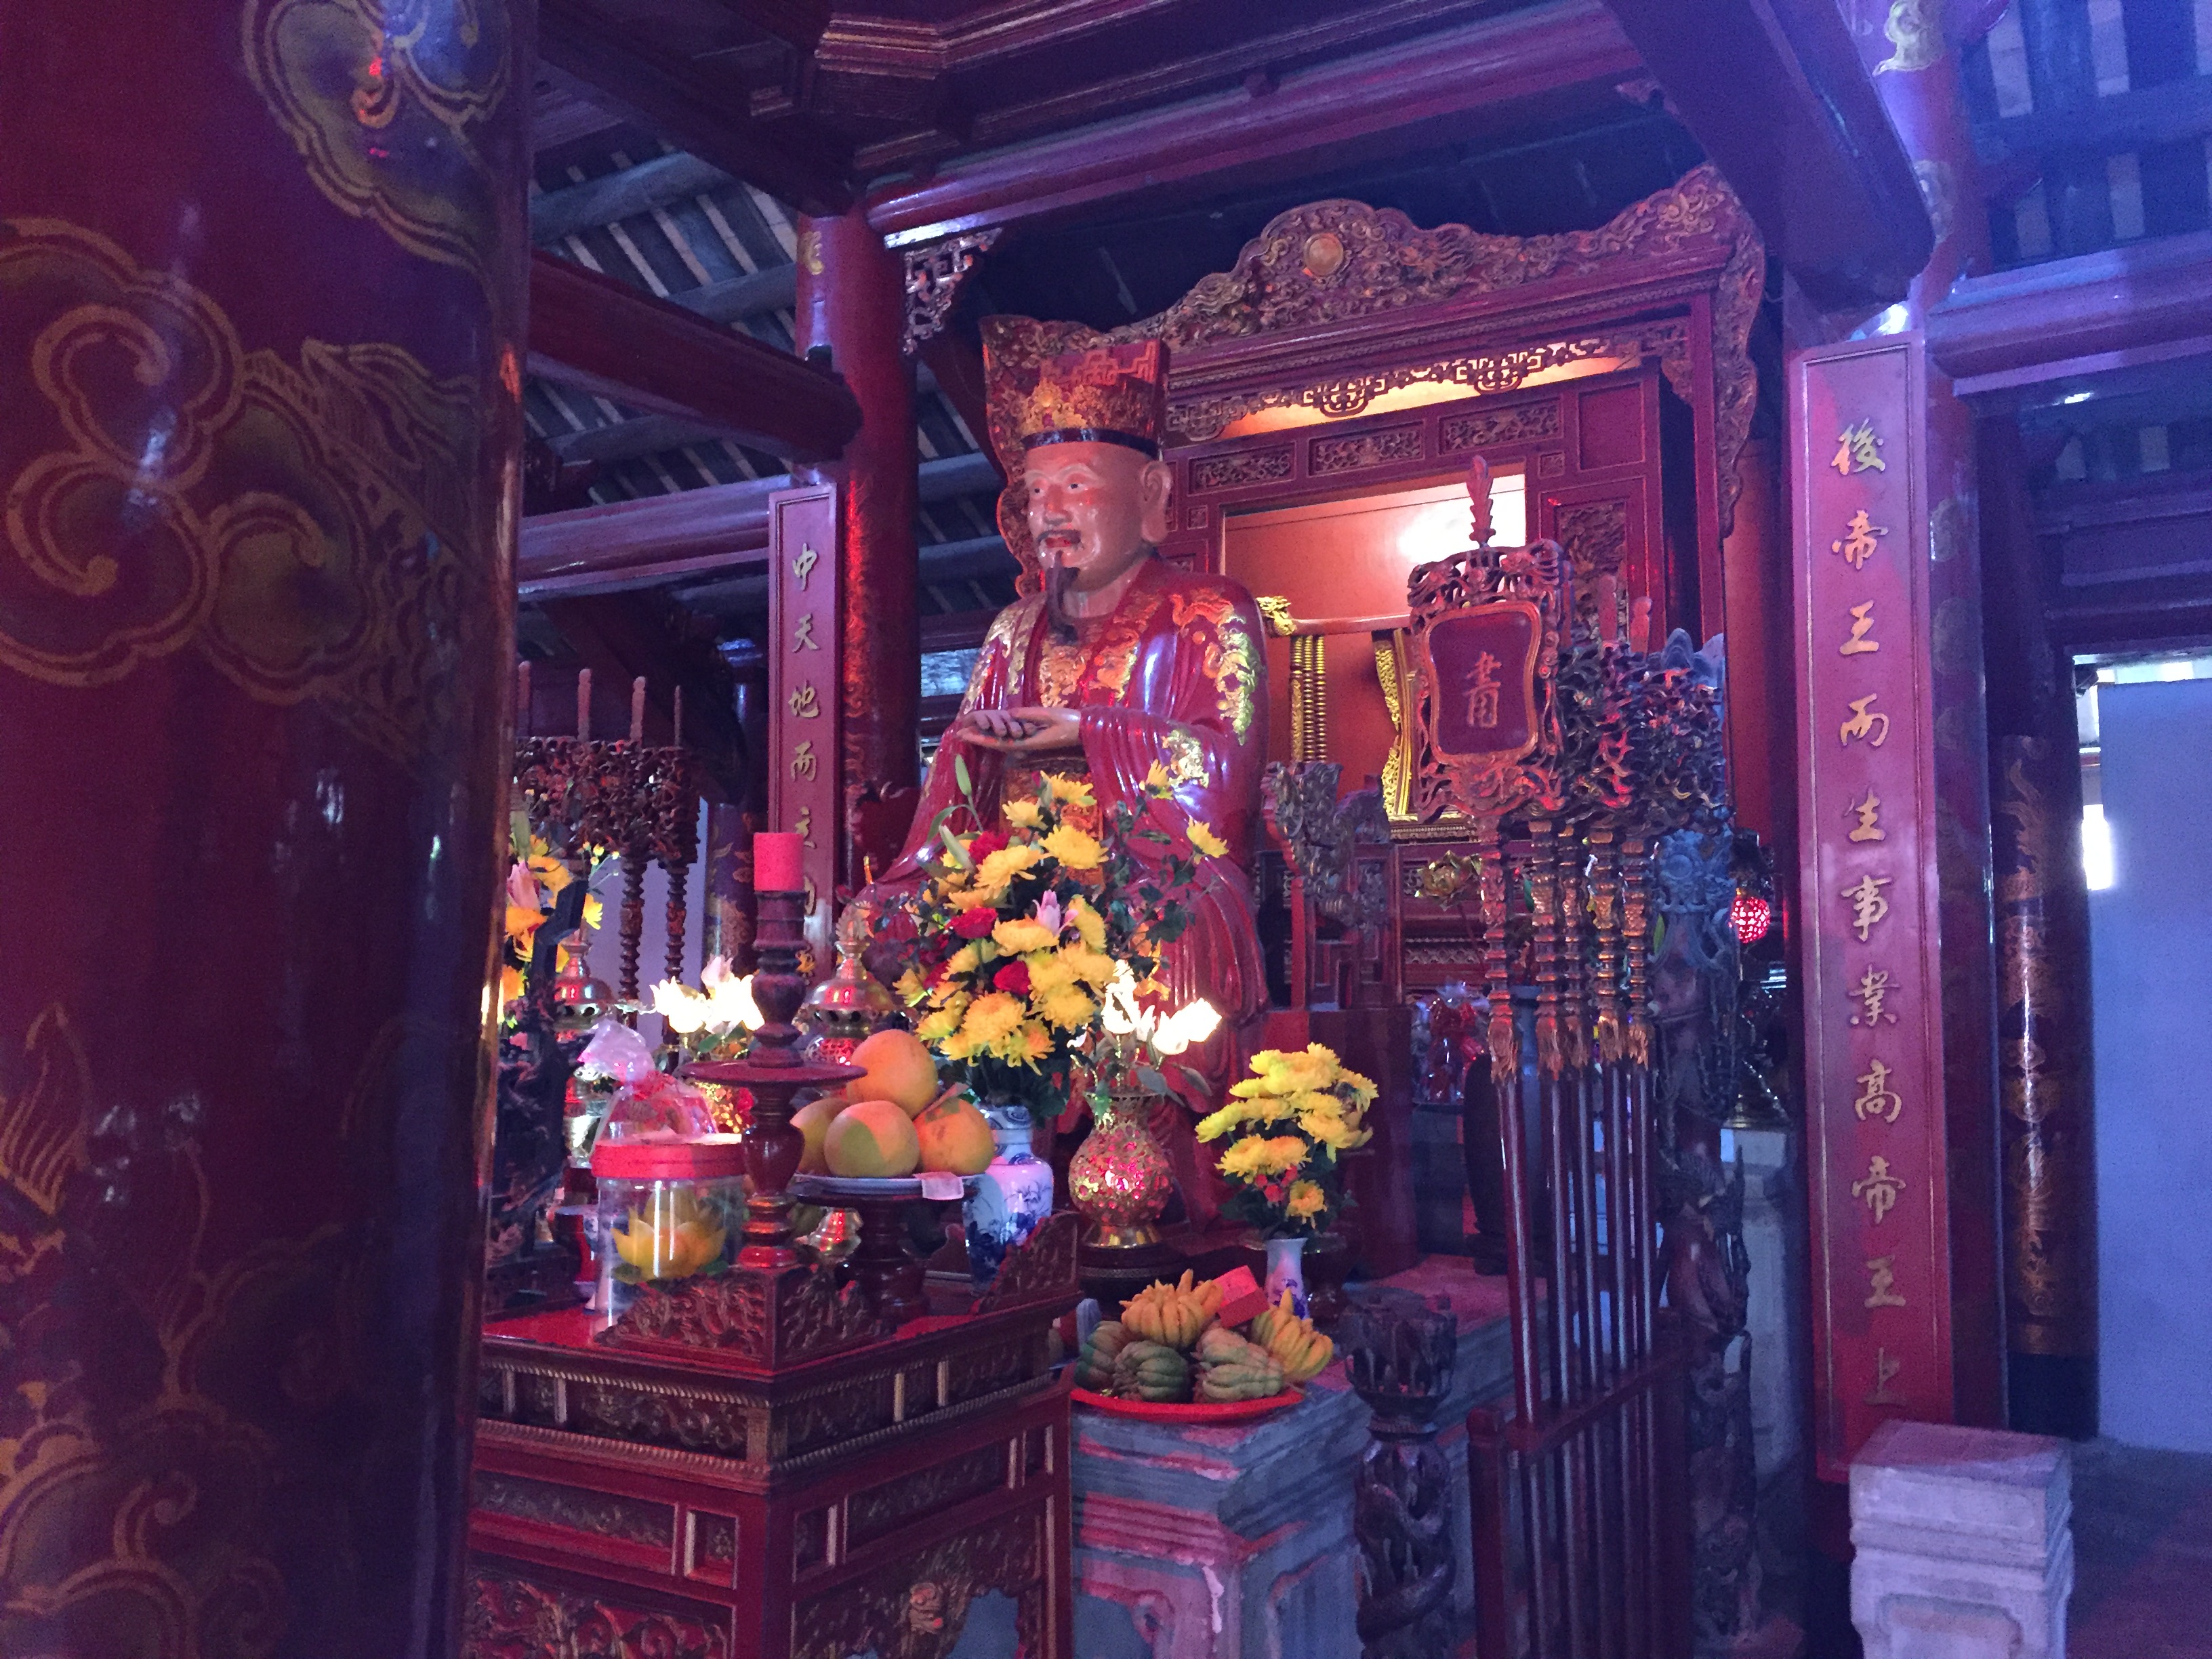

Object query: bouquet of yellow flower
[1197,1044,1376,1237]
[499,814,609,1019]
[888,762,1223,1119]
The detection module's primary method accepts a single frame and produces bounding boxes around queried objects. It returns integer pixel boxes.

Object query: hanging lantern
[1731,889,1773,945]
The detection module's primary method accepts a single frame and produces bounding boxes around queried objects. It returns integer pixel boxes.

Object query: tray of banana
[1069,1273,1335,1422]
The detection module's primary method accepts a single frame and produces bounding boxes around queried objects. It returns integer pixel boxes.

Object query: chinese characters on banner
[769,484,838,964]
[1423,605,1540,760]
[1790,336,1954,1479]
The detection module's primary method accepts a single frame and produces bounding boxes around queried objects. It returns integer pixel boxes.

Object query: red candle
[754,831,804,893]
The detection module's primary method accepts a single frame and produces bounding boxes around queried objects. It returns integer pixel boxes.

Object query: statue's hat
[984,335,1168,459]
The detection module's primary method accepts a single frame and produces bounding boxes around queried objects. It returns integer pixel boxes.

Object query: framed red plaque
[767,483,839,966]
[1790,333,1953,1479]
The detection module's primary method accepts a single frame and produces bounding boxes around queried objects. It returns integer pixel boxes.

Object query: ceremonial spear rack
[1406,461,1725,1659]
[512,663,701,1006]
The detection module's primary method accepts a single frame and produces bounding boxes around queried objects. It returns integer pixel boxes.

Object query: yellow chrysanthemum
[1009,1023,1052,1064]
[993,917,1059,955]
[974,843,1045,895]
[1066,897,1108,950]
[916,1004,963,1044]
[894,967,928,1005]
[1036,984,1097,1031]
[960,992,1028,1046]
[1025,950,1078,994]
[1337,1067,1378,1104]
[1044,777,1095,811]
[1216,1134,1309,1181]
[938,1030,979,1063]
[1042,824,1104,871]
[1187,821,1229,859]
[1286,1180,1328,1221]
[1195,1103,1246,1142]
[527,853,574,895]
[1143,760,1174,792]
[946,941,983,978]
[927,977,966,1008]
[1004,798,1044,829]
[948,886,998,913]
[582,895,605,932]
[1061,943,1118,989]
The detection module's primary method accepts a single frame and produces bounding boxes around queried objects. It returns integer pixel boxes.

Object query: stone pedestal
[1071,1262,1510,1658]
[1850,1420,2073,1659]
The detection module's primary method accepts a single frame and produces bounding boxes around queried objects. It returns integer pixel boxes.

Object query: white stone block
[1850,1420,2073,1659]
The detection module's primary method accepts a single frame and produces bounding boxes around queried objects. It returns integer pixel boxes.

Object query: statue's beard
[1043,541,1153,644]
[1044,558,1077,644]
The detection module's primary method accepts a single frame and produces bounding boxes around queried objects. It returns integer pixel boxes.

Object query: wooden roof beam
[539,0,854,213]
[529,250,861,464]
[1600,0,1931,310]
[865,0,1643,246]
[1929,230,2212,395]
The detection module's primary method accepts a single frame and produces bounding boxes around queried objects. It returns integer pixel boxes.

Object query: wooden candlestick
[689,886,859,1271]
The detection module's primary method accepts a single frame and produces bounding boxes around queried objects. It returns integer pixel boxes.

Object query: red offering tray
[1070,1385,1305,1424]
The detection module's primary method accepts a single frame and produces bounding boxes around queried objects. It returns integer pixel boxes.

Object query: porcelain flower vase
[1265,1235,1309,1318]
[964,1105,1054,1293]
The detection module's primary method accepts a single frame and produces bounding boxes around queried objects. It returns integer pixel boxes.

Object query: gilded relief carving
[0,219,499,764]
[464,1568,731,1659]
[1187,447,1293,492]
[791,1507,1043,1659]
[474,1472,676,1550]
[1553,500,1630,581]
[242,0,515,302]
[1439,400,1561,452]
[1310,424,1423,474]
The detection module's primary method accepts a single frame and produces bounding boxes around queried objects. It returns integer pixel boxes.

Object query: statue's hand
[956,706,1082,753]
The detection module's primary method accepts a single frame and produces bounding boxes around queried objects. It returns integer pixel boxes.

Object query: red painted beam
[518,476,778,598]
[529,250,861,464]
[865,0,1642,246]
[1929,231,2212,392]
[1602,0,1931,312]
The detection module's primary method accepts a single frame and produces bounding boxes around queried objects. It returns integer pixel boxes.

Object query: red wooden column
[795,209,920,888]
[0,4,525,1654]
[1799,5,2005,1467]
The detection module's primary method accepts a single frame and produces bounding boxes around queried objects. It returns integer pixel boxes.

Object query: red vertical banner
[1792,335,1954,1479]
[769,483,840,966]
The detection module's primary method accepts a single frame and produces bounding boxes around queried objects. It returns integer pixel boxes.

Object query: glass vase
[1067,1090,1174,1248]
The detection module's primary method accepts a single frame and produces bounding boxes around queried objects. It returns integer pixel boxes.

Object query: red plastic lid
[590,1134,749,1181]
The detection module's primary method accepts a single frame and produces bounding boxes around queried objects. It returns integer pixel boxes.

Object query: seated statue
[867,329,1268,1225]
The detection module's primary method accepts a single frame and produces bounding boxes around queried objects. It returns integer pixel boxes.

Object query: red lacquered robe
[879,556,1269,1221]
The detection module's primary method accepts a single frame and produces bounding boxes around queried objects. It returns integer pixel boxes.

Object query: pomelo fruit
[792,1092,846,1174]
[824,1099,922,1177]
[849,1029,940,1116]
[916,1096,996,1176]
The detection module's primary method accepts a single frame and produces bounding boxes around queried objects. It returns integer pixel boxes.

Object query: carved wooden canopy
[983,164,1764,595]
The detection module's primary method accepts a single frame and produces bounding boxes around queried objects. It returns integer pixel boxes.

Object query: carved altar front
[467,1298,1073,1659]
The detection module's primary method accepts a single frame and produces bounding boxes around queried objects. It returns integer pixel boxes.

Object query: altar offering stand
[466,866,1080,1659]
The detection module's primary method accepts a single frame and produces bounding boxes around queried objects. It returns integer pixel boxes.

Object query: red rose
[967,830,1007,860]
[994,960,1032,996]
[953,907,998,940]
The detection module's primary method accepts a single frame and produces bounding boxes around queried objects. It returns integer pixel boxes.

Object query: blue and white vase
[1264,1235,1309,1319]
[965,1105,1054,1294]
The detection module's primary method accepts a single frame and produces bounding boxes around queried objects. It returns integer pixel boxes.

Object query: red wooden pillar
[0,4,526,1654]
[795,209,920,888]
[1830,5,2006,1440]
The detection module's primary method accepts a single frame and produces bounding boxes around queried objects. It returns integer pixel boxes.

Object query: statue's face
[1023,441,1172,592]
